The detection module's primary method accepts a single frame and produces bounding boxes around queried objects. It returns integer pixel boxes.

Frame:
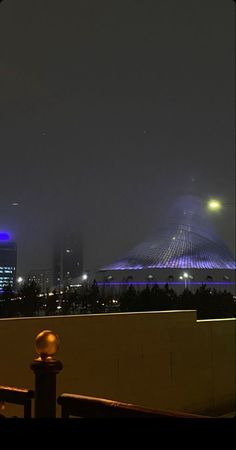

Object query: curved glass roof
[101,195,236,270]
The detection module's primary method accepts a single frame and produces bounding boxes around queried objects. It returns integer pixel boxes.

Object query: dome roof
[101,195,236,271]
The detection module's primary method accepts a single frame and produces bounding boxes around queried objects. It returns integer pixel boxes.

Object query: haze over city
[0,0,234,275]
[0,0,236,424]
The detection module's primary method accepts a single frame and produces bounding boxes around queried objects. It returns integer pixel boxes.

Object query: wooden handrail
[57,393,211,418]
[0,385,34,418]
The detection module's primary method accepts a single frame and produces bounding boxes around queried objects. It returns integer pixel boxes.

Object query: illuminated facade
[0,233,17,291]
[97,196,236,291]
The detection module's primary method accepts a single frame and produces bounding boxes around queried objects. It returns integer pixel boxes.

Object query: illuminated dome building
[96,196,236,292]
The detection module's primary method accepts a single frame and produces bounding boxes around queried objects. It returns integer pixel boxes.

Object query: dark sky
[0,0,235,274]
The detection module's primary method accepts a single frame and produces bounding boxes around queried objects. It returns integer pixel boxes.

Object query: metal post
[30,330,63,418]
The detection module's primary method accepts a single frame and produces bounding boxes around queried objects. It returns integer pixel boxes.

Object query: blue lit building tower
[0,232,17,291]
[97,195,236,292]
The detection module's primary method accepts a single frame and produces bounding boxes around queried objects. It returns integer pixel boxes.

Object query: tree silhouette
[45,289,58,316]
[0,284,17,317]
[18,280,41,317]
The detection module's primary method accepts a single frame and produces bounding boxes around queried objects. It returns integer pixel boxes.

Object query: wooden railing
[0,386,34,418]
[57,393,210,419]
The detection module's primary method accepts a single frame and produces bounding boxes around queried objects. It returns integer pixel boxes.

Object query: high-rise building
[53,231,83,288]
[27,269,53,292]
[0,232,17,291]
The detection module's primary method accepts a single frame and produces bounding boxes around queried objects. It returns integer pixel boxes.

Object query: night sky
[0,0,235,275]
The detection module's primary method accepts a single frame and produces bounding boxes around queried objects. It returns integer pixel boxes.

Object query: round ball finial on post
[35,330,60,361]
[31,330,63,418]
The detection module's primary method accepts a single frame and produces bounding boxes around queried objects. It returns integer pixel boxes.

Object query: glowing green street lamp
[207,199,222,212]
[206,198,234,213]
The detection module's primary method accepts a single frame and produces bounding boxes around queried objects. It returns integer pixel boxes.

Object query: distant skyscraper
[0,232,17,291]
[53,231,83,288]
[27,269,53,292]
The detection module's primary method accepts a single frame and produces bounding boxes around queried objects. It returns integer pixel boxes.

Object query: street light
[17,276,24,284]
[183,272,189,289]
[179,272,193,288]
[207,199,222,212]
[206,198,234,213]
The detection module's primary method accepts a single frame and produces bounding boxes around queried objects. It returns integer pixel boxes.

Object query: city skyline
[2,191,235,280]
[0,0,235,274]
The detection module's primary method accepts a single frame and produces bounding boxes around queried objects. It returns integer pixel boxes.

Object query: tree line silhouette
[0,280,235,320]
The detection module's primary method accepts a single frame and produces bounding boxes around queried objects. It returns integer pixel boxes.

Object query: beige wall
[0,311,235,417]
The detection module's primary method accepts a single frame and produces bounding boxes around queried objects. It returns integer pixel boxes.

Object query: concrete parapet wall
[0,311,235,416]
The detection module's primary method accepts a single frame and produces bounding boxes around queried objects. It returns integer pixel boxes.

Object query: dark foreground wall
[0,311,235,417]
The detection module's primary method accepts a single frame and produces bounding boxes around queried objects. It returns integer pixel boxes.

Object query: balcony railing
[0,330,214,418]
[0,386,34,418]
[57,393,210,419]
